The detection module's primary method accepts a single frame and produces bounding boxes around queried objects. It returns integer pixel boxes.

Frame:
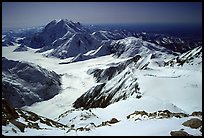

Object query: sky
[2,2,202,29]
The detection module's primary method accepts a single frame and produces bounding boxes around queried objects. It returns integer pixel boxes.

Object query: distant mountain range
[2,19,202,61]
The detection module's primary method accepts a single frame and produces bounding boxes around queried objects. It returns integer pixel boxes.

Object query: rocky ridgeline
[164,46,202,67]
[2,98,68,134]
[126,109,202,136]
[127,110,189,120]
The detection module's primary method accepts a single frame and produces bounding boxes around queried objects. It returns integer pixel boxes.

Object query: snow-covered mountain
[73,56,144,109]
[73,46,175,109]
[2,26,43,47]
[110,37,178,59]
[29,19,89,49]
[2,57,61,108]
[46,32,102,59]
[3,19,200,62]
[135,32,200,53]
[2,19,202,136]
[164,46,202,68]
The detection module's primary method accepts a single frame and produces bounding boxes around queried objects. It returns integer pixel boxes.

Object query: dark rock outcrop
[127,110,189,120]
[109,118,119,124]
[13,44,28,52]
[170,130,192,136]
[10,120,26,132]
[182,118,202,129]
[191,111,202,117]
[2,98,68,133]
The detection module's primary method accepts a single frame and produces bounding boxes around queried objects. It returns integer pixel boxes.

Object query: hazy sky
[2,2,202,29]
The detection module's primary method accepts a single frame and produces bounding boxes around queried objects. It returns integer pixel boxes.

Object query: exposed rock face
[127,110,189,120]
[73,83,107,109]
[2,98,26,132]
[2,98,67,133]
[2,98,19,124]
[10,120,26,132]
[13,44,28,52]
[170,130,192,136]
[191,111,202,117]
[108,118,119,124]
[2,57,61,108]
[97,118,120,128]
[182,118,202,129]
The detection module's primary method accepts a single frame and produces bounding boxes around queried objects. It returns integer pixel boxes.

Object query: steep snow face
[29,19,89,49]
[2,57,61,108]
[111,37,177,59]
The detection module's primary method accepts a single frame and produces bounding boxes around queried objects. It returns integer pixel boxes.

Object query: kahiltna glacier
[2,19,202,136]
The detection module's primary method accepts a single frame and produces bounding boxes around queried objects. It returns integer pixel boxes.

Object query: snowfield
[2,41,202,136]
